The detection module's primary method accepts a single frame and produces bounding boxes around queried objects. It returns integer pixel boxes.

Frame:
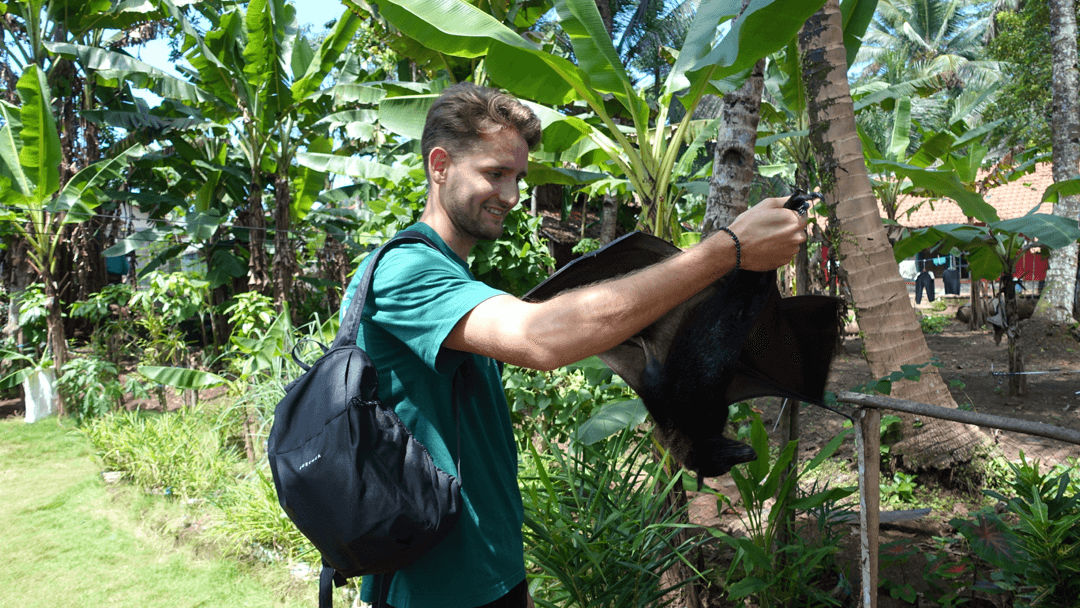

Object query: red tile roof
[888,162,1054,228]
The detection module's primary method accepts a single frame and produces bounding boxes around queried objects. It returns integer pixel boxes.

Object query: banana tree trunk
[1034,0,1080,324]
[272,166,296,312]
[799,0,988,471]
[245,179,270,295]
[43,276,66,417]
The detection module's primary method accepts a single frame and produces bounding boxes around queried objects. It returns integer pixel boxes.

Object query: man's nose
[498,179,521,207]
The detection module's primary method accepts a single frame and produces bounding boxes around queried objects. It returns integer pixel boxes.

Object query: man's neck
[419,202,474,260]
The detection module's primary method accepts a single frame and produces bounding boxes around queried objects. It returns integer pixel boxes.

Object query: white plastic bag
[23,367,57,423]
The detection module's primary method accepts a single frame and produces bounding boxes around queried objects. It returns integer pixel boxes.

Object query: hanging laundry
[943,267,960,295]
[915,270,935,304]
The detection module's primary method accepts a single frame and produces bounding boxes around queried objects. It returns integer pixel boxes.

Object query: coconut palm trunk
[1034,0,1080,324]
[799,0,988,470]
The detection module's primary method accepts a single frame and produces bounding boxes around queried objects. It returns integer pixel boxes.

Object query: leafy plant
[879,536,972,606]
[56,356,124,423]
[7,283,50,348]
[129,271,210,368]
[212,468,314,563]
[711,415,855,607]
[504,356,637,445]
[69,284,136,363]
[881,471,918,506]
[81,405,243,499]
[951,454,1080,606]
[470,206,554,296]
[919,312,950,334]
[222,291,277,344]
[521,427,708,608]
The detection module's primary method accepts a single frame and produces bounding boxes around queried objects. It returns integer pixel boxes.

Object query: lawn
[0,417,311,608]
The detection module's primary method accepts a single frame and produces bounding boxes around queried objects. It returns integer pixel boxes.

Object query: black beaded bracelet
[718,226,741,271]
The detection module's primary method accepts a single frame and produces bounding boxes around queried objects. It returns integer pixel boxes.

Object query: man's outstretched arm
[444,197,808,370]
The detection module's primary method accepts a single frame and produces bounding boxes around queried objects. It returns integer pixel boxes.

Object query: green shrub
[712,415,855,607]
[919,312,950,334]
[951,454,1080,606]
[504,357,637,445]
[57,356,124,422]
[521,427,708,608]
[470,207,554,296]
[81,405,243,498]
[69,284,136,363]
[212,469,314,563]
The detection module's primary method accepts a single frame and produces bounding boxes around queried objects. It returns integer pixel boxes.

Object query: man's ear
[429,147,450,183]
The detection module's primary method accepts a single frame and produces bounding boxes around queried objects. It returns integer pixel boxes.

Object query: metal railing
[831,391,1080,608]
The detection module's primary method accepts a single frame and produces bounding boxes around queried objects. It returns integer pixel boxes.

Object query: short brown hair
[421,83,541,178]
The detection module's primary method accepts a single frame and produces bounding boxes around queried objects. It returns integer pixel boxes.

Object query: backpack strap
[318,562,347,608]
[332,229,439,350]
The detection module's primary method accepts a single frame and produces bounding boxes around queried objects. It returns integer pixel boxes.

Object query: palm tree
[800,0,990,471]
[1033,0,1080,324]
[854,0,1000,130]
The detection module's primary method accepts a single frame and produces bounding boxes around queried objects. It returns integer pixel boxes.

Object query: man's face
[437,127,529,242]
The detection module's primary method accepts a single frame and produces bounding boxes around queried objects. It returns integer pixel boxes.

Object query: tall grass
[81,404,244,498]
[521,427,709,608]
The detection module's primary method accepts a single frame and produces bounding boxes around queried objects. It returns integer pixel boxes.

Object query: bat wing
[523,232,702,394]
[523,231,843,406]
[723,292,844,405]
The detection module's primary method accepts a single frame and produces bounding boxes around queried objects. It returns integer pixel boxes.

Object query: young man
[343,82,808,608]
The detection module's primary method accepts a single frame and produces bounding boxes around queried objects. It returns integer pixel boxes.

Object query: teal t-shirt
[341,223,525,608]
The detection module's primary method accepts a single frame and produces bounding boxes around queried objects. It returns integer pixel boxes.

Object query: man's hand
[717,196,809,272]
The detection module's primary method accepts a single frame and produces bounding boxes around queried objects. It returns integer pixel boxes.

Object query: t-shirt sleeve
[367,244,506,373]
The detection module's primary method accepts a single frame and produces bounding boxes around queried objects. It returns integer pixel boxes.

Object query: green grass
[0,417,313,608]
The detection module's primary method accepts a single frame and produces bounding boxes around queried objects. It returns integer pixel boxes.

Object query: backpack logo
[298,454,322,471]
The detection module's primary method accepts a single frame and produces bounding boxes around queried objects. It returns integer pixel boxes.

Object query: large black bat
[523,195,844,478]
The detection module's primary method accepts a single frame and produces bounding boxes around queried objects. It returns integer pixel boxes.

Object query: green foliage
[879,536,971,606]
[130,271,210,326]
[504,357,637,445]
[81,405,244,498]
[877,413,904,464]
[711,415,856,606]
[521,426,708,608]
[212,468,315,563]
[470,206,554,296]
[848,359,940,396]
[69,283,136,362]
[983,2,1058,151]
[223,291,277,343]
[952,454,1080,606]
[919,312,950,334]
[571,237,600,255]
[57,356,124,422]
[8,283,49,347]
[881,471,918,506]
[227,308,300,381]
[129,271,209,368]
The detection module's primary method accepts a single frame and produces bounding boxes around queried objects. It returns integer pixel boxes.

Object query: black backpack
[267,231,463,608]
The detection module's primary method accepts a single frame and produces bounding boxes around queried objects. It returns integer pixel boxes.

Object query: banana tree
[2,0,170,305]
[367,0,827,240]
[0,65,145,413]
[49,0,361,310]
[891,166,1080,396]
